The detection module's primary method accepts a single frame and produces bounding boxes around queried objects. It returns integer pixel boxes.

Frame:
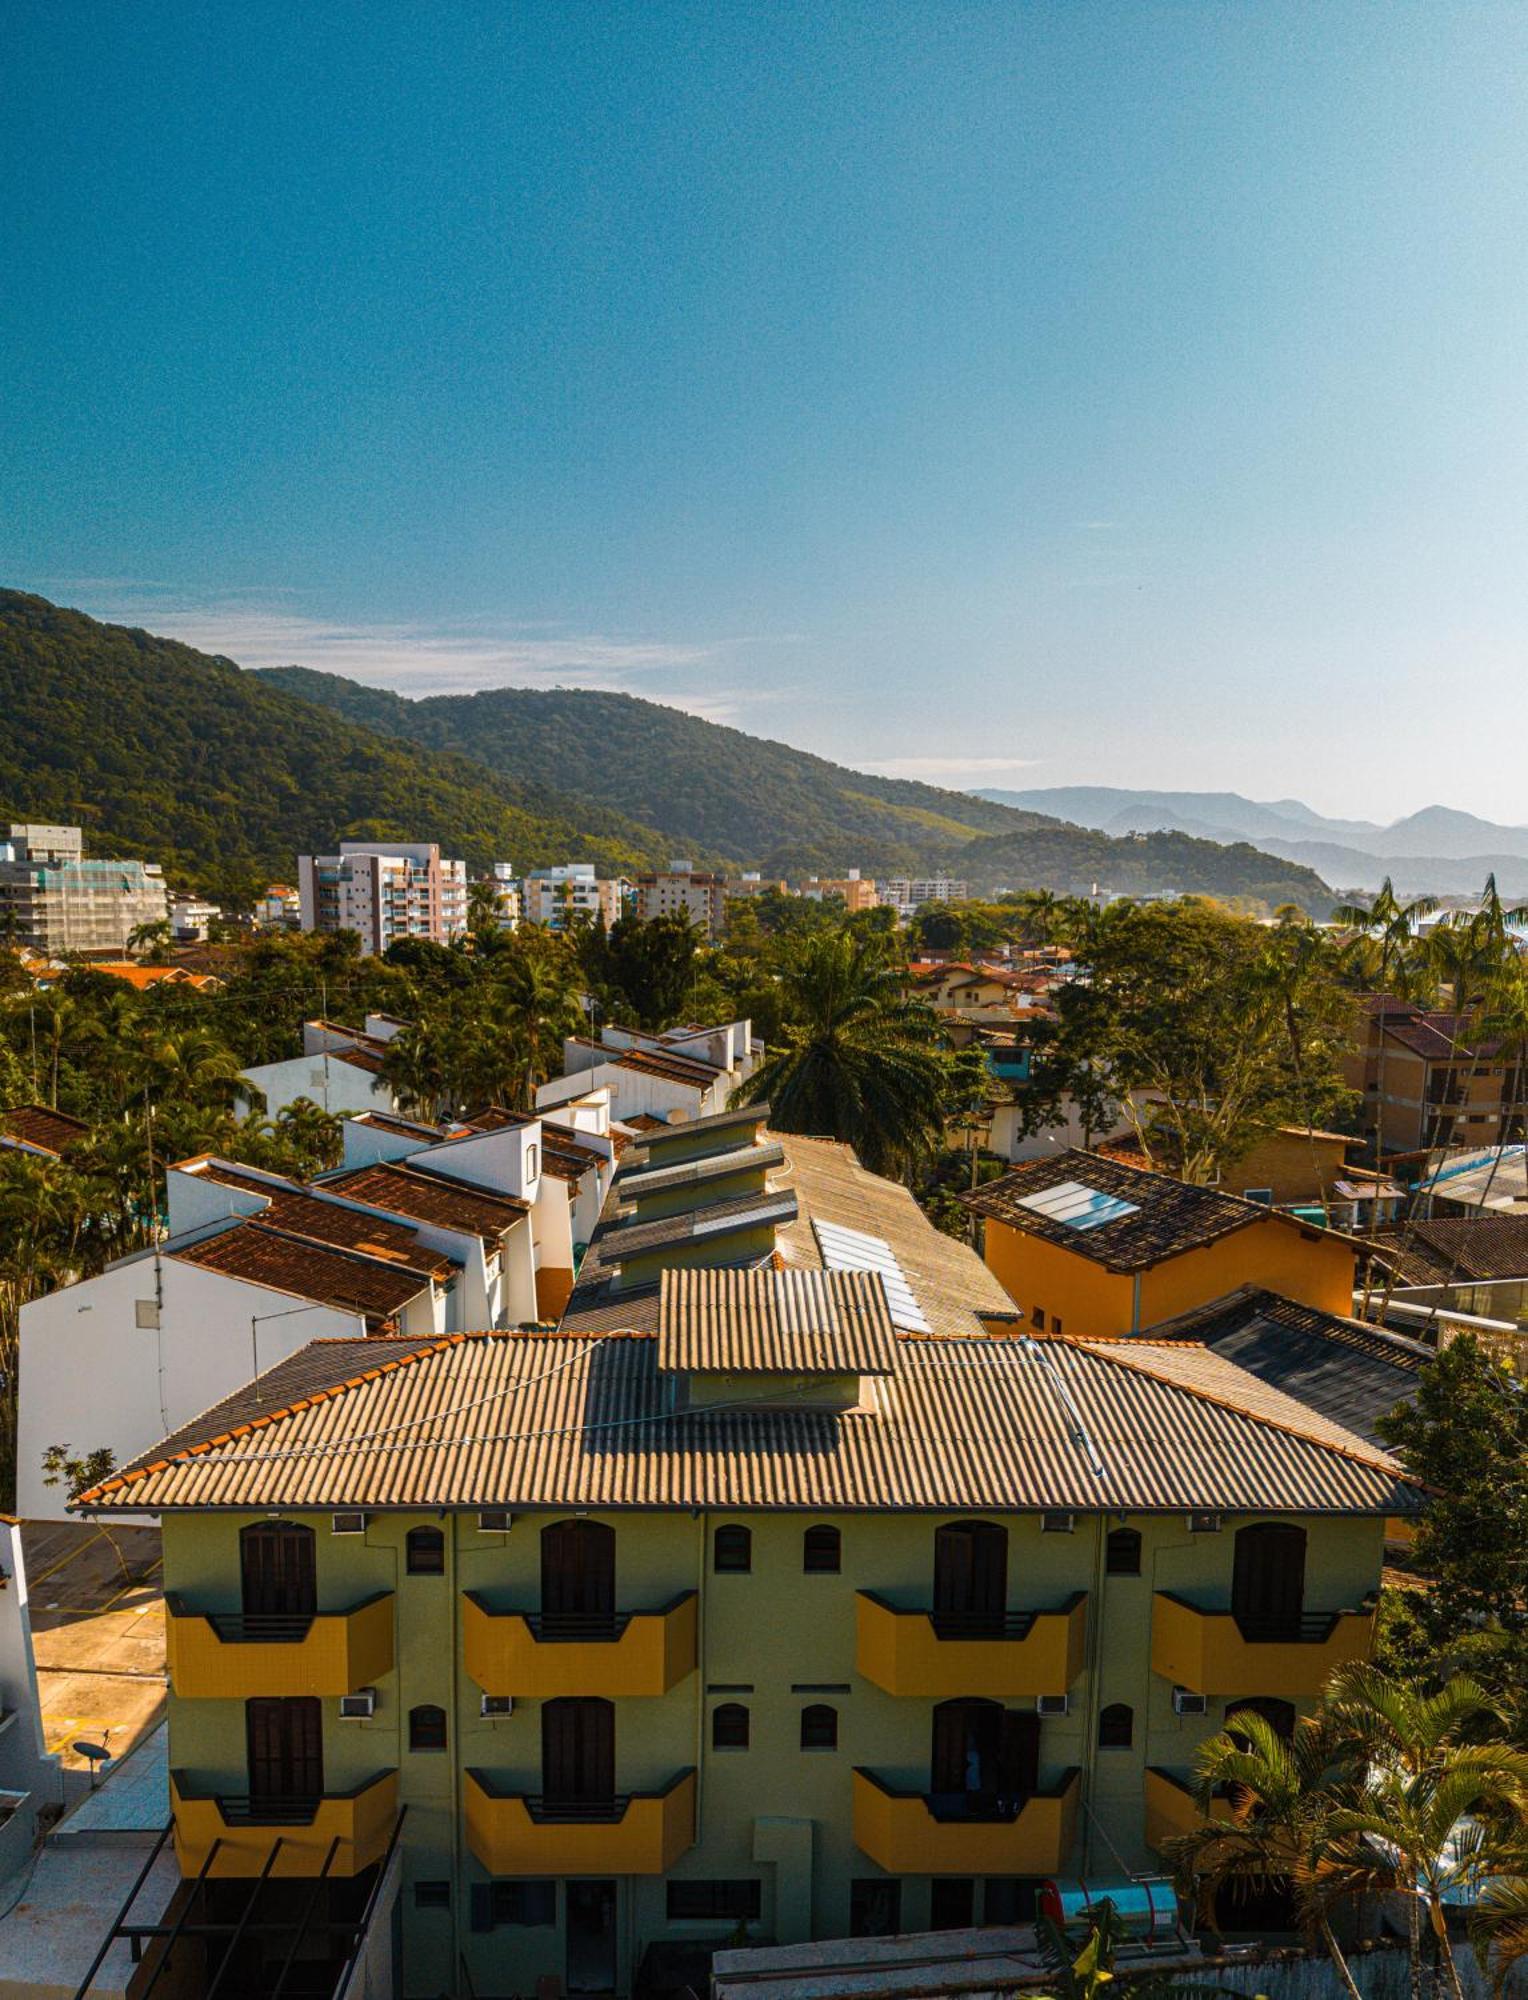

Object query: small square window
[414,1880,451,1911]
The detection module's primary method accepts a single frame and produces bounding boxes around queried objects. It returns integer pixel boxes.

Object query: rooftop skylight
[1015,1179,1141,1231]
[813,1219,931,1333]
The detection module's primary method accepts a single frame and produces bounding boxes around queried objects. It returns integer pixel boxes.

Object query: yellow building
[77,1131,1418,1998]
[964,1149,1359,1338]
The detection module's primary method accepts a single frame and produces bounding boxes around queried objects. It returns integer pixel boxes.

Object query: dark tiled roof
[169,1221,435,1318]
[188,1160,459,1279]
[960,1150,1328,1273]
[321,1162,529,1245]
[1365,1215,1528,1286]
[1145,1287,1426,1447]
[1,1103,90,1155]
[565,1038,722,1087]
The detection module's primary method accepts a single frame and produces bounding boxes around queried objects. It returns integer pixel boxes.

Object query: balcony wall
[170,1769,398,1878]
[165,1592,395,1699]
[462,1590,697,1697]
[852,1766,1080,1876]
[1151,1592,1374,1697]
[1144,1767,1240,1855]
[464,1767,696,1877]
[855,1591,1087,1699]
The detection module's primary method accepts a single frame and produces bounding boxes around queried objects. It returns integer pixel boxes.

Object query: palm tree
[495,938,587,1111]
[1332,879,1437,1163]
[734,931,949,1177]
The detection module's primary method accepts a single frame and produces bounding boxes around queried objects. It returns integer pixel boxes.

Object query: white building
[167,894,220,942]
[297,841,468,956]
[536,1017,759,1124]
[0,1519,64,1882]
[521,863,629,930]
[487,861,521,930]
[237,1019,399,1121]
[876,873,970,914]
[0,824,169,956]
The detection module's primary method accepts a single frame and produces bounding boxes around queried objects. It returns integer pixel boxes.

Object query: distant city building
[802,868,878,911]
[724,871,789,900]
[876,873,969,914]
[635,859,729,938]
[487,860,521,930]
[258,882,301,928]
[0,823,169,956]
[168,893,220,942]
[297,841,468,956]
[522,863,628,931]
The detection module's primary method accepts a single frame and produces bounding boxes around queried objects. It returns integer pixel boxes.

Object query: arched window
[800,1704,838,1750]
[932,1520,1008,1636]
[1098,1702,1133,1749]
[1232,1523,1307,1640]
[406,1526,445,1575]
[540,1519,615,1634]
[1105,1527,1141,1576]
[410,1703,447,1752]
[803,1525,840,1573]
[712,1703,750,1750]
[239,1521,316,1618]
[714,1525,752,1573]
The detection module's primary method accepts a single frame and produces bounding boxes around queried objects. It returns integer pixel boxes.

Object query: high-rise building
[0,823,170,956]
[877,873,970,914]
[522,863,629,930]
[297,842,468,956]
[636,859,729,938]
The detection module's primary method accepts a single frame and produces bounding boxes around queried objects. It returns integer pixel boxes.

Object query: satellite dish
[73,1737,110,1788]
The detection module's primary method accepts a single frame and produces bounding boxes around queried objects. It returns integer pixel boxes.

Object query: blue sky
[5,5,1527,821]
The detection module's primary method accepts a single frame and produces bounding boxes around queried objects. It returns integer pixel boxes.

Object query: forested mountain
[259,667,1331,906]
[0,593,676,901]
[260,668,1051,875]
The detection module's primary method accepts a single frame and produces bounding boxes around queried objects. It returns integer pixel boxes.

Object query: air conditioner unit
[331,1511,367,1536]
[1041,1511,1075,1534]
[1186,1511,1222,1534]
[1172,1687,1209,1717]
[1036,1693,1069,1717]
[339,1689,376,1720]
[480,1694,514,1719]
[478,1509,513,1533]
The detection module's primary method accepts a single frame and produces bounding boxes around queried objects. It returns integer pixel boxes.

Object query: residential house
[1,1103,89,1160]
[536,1018,758,1125]
[1359,1213,1528,1332]
[258,883,301,928]
[73,1148,1418,1995]
[636,862,729,939]
[298,842,469,956]
[962,1150,1359,1337]
[1345,996,1523,1157]
[1413,1145,1528,1217]
[0,823,169,957]
[239,1019,400,1122]
[0,1516,65,1883]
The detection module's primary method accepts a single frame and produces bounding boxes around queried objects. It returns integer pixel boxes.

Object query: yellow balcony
[1144,1767,1241,1855]
[855,1591,1087,1699]
[170,1770,398,1878]
[1151,1592,1374,1698]
[464,1767,696,1877]
[165,1592,394,1699]
[463,1590,697,1698]
[852,1767,1080,1876]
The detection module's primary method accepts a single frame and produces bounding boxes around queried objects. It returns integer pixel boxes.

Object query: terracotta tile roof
[87,962,222,991]
[460,1107,608,1181]
[321,1161,529,1245]
[168,1220,435,1319]
[658,1268,898,1376]
[82,1324,1421,1517]
[961,1150,1344,1274]
[565,1038,723,1087]
[186,1161,458,1279]
[348,1110,455,1140]
[1,1103,89,1156]
[322,1046,387,1076]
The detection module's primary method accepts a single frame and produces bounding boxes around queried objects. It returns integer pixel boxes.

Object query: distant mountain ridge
[977,786,1528,895]
[261,665,1334,909]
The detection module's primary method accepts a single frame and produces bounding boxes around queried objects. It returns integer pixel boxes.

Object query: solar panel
[812,1219,931,1333]
[1014,1179,1140,1232]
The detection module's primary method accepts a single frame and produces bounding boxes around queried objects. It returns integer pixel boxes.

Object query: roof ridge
[1066,1335,1422,1487]
[76,1334,475,1505]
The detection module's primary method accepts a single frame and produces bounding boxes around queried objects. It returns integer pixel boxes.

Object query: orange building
[963,1150,1358,1337]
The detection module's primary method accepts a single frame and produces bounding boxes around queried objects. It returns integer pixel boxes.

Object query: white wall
[17,1259,367,1522]
[238,1052,394,1122]
[536,1060,717,1122]
[0,1519,64,1880]
[416,1126,541,1204]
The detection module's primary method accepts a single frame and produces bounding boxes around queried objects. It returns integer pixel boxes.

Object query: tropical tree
[125,919,173,960]
[1332,878,1437,1162]
[495,933,587,1110]
[734,930,949,1176]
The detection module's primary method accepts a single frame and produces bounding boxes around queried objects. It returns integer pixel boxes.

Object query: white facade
[521,864,628,931]
[876,873,970,912]
[0,1518,64,1882]
[298,842,468,956]
[237,1046,395,1122]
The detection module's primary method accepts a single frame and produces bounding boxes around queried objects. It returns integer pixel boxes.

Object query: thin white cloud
[860,754,1041,780]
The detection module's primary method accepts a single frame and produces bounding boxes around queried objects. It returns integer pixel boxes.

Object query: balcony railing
[463,1589,697,1698]
[464,1767,696,1876]
[856,1591,1087,1698]
[171,1769,398,1878]
[1151,1592,1374,1698]
[852,1766,1080,1876]
[166,1592,394,1700]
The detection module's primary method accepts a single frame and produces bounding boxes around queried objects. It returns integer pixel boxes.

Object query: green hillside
[0,593,677,902]
[260,669,1052,875]
[263,666,1334,909]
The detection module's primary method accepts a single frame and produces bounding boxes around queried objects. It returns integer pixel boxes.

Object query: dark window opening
[1227,1696,1298,1746]
[406,1526,445,1575]
[239,1521,316,1621]
[666,1880,762,1921]
[245,1695,322,1801]
[1098,1702,1133,1749]
[712,1702,750,1750]
[540,1518,616,1636]
[714,1525,752,1573]
[933,1520,1008,1637]
[930,1878,975,1930]
[800,1703,838,1750]
[803,1524,841,1572]
[1105,1527,1141,1575]
[470,1881,557,1931]
[542,1696,615,1805]
[850,1879,901,1938]
[1232,1522,1307,1640]
[414,1881,450,1911]
[983,1878,1038,1925]
[409,1703,447,1751]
